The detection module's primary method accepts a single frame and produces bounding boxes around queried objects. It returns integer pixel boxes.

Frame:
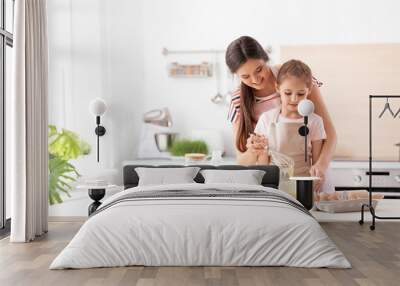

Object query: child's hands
[246,133,268,156]
[255,133,268,150]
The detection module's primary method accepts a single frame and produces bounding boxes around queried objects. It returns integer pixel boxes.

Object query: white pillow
[200,169,266,185]
[135,167,200,186]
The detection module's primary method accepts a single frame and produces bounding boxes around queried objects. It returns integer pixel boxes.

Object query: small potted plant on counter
[169,139,208,161]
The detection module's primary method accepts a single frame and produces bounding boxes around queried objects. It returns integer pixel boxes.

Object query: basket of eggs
[315,190,384,213]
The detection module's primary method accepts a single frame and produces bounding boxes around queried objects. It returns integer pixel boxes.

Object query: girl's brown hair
[225,36,269,152]
[276,59,313,88]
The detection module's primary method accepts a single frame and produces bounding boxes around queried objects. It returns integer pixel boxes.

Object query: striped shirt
[227,66,323,124]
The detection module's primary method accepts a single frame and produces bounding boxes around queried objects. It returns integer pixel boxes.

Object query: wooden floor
[1,221,400,286]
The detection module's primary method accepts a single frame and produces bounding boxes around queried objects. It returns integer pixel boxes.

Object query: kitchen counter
[123,158,400,169]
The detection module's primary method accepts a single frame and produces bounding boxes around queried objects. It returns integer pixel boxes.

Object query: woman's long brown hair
[225,36,269,152]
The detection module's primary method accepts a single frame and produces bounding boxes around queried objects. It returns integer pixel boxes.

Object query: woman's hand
[309,162,328,193]
[246,133,268,156]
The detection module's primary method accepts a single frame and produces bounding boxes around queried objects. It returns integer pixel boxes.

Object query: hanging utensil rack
[162,46,272,56]
[359,95,400,230]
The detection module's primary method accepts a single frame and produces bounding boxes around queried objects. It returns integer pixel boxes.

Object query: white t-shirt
[254,108,327,143]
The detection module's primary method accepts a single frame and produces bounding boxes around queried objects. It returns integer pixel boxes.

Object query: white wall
[48,0,400,185]
[48,0,145,184]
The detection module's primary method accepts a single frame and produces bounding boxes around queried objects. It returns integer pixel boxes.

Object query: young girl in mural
[253,59,332,194]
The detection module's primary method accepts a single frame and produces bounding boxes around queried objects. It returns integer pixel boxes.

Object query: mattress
[50,183,351,269]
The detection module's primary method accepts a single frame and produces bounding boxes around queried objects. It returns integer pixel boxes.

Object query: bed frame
[123,165,280,189]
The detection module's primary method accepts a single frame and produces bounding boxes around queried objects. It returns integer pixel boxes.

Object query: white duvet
[50,183,351,269]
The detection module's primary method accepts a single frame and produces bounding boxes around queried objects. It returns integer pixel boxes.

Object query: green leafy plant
[48,125,91,205]
[169,139,208,156]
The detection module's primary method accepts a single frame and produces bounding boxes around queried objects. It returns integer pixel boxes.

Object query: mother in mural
[226,36,336,189]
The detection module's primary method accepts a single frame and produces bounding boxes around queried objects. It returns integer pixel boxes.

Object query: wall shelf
[167,62,213,78]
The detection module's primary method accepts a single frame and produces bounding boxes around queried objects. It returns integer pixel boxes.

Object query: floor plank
[0,222,399,286]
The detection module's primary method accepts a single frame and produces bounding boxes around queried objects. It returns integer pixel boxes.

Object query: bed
[50,165,350,269]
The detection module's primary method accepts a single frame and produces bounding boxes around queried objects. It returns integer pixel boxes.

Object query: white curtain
[9,0,49,242]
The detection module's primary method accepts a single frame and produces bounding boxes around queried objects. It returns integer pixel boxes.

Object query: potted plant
[169,139,208,156]
[48,125,91,204]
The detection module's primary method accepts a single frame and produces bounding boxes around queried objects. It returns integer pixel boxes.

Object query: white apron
[266,108,334,194]
[267,108,311,177]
